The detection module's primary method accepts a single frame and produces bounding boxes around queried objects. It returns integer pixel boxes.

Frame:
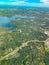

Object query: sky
[0,0,49,7]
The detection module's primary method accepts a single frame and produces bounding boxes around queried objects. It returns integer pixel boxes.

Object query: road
[0,40,44,61]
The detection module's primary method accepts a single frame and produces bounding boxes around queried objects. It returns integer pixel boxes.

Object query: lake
[0,15,35,27]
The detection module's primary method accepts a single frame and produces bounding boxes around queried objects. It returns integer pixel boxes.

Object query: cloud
[40,0,46,3]
[40,0,49,3]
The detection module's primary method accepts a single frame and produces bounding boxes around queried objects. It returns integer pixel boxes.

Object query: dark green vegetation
[0,8,49,65]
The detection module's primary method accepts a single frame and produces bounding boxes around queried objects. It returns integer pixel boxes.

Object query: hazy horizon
[0,0,49,7]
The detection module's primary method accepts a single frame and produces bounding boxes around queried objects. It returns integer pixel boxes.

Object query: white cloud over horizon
[40,0,49,3]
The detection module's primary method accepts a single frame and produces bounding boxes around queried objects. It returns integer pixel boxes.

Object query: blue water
[0,15,35,28]
[0,15,35,32]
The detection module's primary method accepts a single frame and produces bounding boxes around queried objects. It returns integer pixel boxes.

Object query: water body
[0,15,35,31]
[0,15,35,27]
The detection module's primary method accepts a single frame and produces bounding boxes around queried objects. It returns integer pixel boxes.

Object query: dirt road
[0,40,44,61]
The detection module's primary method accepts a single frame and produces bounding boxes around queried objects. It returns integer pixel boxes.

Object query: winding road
[0,40,44,61]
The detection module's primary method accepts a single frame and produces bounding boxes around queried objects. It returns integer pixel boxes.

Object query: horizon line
[0,2,49,7]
